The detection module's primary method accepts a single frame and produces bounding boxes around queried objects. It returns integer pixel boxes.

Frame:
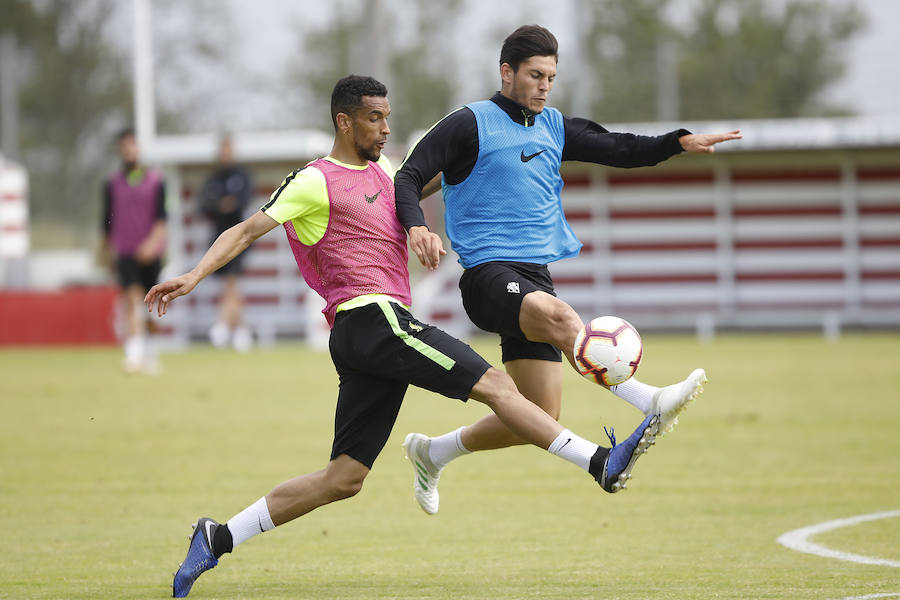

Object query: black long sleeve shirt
[394,92,690,230]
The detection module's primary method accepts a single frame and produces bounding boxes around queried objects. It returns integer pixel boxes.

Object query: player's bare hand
[134,241,158,264]
[679,129,742,153]
[144,273,199,317]
[408,226,446,271]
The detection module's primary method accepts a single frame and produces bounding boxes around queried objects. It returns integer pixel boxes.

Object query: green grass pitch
[1,333,898,599]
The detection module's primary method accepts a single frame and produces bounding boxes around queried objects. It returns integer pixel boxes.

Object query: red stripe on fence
[861,237,900,247]
[612,241,717,251]
[733,205,841,217]
[732,170,842,183]
[607,173,715,186]
[736,301,846,310]
[554,275,595,285]
[859,205,900,215]
[735,238,843,249]
[564,210,592,221]
[562,173,592,188]
[612,273,718,284]
[857,168,900,181]
[610,208,715,219]
[736,272,844,281]
[611,303,719,312]
[862,270,900,280]
[244,268,279,278]
[245,296,280,305]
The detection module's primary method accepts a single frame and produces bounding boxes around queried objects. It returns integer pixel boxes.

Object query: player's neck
[329,141,368,167]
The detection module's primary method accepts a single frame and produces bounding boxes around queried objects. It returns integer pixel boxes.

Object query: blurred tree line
[0,0,223,249]
[0,0,865,251]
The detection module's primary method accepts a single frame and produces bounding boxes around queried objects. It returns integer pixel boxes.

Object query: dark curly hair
[330,75,388,130]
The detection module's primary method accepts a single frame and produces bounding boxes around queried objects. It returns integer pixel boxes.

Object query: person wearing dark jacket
[199,134,254,351]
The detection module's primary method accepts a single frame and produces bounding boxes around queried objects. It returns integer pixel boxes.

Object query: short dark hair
[116,127,135,143]
[499,25,558,71]
[330,75,388,129]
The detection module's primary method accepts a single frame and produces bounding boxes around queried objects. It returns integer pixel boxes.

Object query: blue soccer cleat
[591,414,659,493]
[172,518,219,597]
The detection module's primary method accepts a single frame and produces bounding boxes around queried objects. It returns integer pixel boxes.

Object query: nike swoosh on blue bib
[520,149,546,162]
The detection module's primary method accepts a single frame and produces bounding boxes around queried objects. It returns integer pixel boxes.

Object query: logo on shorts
[408,322,423,332]
[507,281,520,294]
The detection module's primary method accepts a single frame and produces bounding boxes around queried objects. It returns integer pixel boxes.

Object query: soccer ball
[573,316,643,386]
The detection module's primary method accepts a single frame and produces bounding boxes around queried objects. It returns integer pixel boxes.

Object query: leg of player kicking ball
[405,367,660,515]
[405,291,704,514]
[467,368,659,492]
[518,292,705,430]
[510,291,706,431]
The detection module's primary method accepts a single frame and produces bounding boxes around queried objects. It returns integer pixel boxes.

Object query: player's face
[351,96,391,163]
[504,55,557,114]
[117,135,139,165]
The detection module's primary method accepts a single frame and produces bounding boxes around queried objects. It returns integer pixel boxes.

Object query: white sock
[124,335,145,363]
[547,429,599,473]
[226,496,275,548]
[610,377,658,414]
[428,427,470,469]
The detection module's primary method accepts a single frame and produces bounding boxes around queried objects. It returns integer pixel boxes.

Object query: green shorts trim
[376,301,455,371]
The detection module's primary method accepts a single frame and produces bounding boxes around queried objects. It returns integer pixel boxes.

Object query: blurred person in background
[199,134,254,351]
[101,127,167,374]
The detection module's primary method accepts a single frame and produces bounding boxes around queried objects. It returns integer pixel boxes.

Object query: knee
[549,302,583,339]
[330,477,364,501]
[322,461,367,501]
[324,474,364,501]
[521,293,583,347]
[473,367,519,408]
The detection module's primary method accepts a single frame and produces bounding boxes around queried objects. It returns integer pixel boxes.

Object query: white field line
[777,510,900,568]
[835,594,900,599]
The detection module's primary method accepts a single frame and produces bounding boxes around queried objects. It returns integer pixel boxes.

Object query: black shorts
[459,261,562,364]
[328,300,491,468]
[116,256,162,291]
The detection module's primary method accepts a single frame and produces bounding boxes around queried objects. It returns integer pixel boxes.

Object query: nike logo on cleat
[204,520,216,546]
[520,149,545,162]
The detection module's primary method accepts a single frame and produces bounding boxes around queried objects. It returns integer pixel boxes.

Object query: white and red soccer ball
[573,316,643,386]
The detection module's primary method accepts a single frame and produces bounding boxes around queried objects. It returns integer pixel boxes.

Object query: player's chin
[364,146,382,162]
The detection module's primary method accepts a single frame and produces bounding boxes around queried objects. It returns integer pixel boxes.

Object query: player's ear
[336,112,353,135]
[500,62,514,85]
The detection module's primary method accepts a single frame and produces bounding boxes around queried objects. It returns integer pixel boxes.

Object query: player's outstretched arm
[408,225,446,271]
[679,130,742,153]
[145,210,279,316]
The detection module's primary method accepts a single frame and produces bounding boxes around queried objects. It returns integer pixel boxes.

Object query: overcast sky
[141,0,900,133]
[820,0,900,116]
